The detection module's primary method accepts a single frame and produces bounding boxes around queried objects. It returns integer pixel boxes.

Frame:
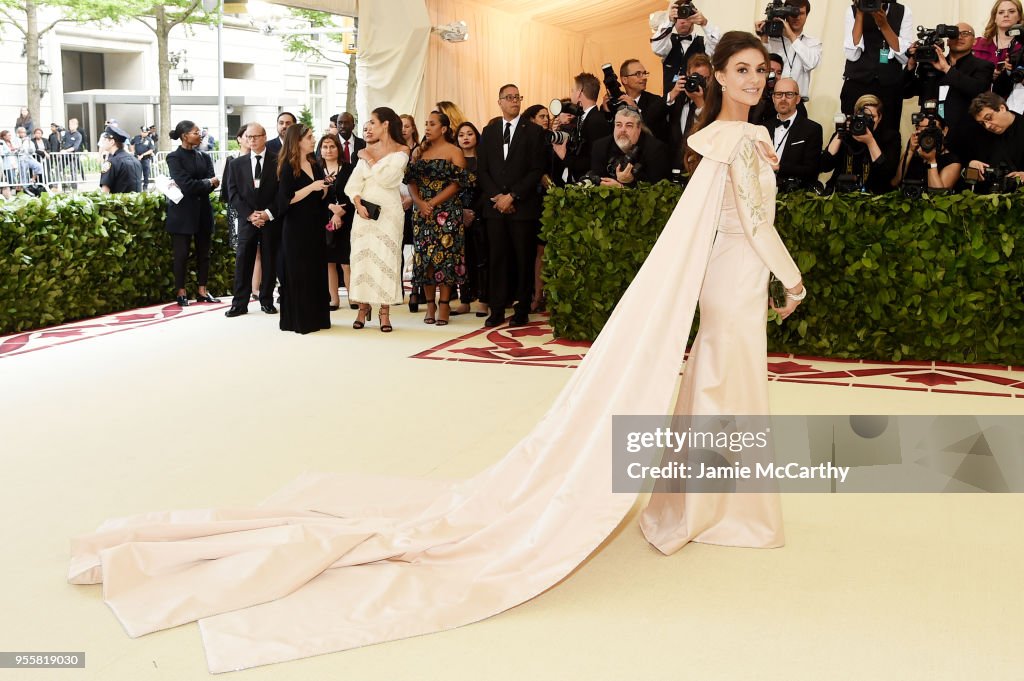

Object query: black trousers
[840,79,903,134]
[486,215,534,318]
[231,221,277,307]
[171,230,212,290]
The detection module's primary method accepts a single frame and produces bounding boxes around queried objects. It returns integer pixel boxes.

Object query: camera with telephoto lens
[913,24,958,64]
[546,98,584,154]
[758,0,801,39]
[601,64,632,112]
[577,170,604,187]
[778,176,804,193]
[856,0,884,12]
[911,100,943,154]
[986,161,1019,194]
[901,177,925,199]
[684,72,706,93]
[836,107,874,138]
[674,1,697,19]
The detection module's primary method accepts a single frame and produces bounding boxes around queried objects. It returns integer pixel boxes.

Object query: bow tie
[777,118,792,129]
[677,34,692,42]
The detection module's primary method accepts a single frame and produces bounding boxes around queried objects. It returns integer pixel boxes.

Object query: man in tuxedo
[477,84,546,328]
[902,22,994,133]
[591,107,671,187]
[666,54,711,170]
[265,111,296,155]
[336,111,366,163]
[224,123,281,316]
[651,2,722,95]
[603,59,669,144]
[553,72,612,184]
[763,78,822,190]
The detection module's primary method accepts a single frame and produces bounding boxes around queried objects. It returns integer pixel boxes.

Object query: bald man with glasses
[762,78,822,190]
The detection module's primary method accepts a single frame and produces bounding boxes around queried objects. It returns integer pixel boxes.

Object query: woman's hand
[354,199,370,220]
[308,179,328,192]
[418,199,434,220]
[209,177,220,189]
[770,283,805,320]
[463,208,475,226]
[328,202,346,217]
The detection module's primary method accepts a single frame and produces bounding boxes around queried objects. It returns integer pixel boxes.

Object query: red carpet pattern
[414,316,1024,399]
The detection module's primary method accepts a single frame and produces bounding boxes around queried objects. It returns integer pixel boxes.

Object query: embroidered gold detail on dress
[733,137,767,237]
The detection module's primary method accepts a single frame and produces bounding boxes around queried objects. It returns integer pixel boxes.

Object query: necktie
[778,119,791,129]
[503,122,511,146]
[343,141,350,164]
[254,154,262,180]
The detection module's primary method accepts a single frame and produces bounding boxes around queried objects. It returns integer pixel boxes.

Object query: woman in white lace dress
[344,107,409,332]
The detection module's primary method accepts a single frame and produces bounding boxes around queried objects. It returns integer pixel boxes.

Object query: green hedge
[540,183,1024,364]
[0,192,234,335]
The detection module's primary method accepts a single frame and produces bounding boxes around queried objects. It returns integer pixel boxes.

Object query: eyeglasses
[626,70,650,78]
[958,30,975,37]
[245,134,266,139]
[500,94,523,102]
[772,92,799,99]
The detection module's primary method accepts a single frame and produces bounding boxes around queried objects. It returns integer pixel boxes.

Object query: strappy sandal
[436,299,451,326]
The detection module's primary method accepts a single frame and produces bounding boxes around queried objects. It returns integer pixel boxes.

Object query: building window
[224,62,255,79]
[309,75,326,132]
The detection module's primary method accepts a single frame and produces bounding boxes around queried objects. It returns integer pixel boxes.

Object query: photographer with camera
[821,94,902,194]
[755,0,822,100]
[750,54,786,126]
[892,103,961,194]
[601,60,669,143]
[552,72,612,184]
[963,91,1024,191]
[590,107,670,188]
[651,2,722,97]
[903,23,993,131]
[763,78,822,190]
[842,0,916,133]
[665,54,711,170]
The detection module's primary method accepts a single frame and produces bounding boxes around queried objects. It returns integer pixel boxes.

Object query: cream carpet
[1,302,1022,680]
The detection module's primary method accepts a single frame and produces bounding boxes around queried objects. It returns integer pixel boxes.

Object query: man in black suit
[903,22,994,136]
[264,111,296,155]
[666,54,712,170]
[591,107,671,186]
[553,72,612,184]
[651,3,722,96]
[763,78,822,190]
[336,111,366,164]
[477,84,546,327]
[607,59,669,144]
[223,123,281,316]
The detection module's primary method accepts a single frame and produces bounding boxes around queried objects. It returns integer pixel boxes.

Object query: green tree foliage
[282,8,357,118]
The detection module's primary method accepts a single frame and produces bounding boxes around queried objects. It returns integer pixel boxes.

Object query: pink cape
[69,122,768,673]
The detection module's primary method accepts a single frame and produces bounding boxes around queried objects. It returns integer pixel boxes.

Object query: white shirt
[773,112,798,155]
[650,17,721,59]
[501,116,520,160]
[844,3,914,66]
[248,150,273,220]
[766,33,822,99]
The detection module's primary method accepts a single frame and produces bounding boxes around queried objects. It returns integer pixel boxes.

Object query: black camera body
[546,99,585,154]
[684,72,706,93]
[911,100,943,154]
[986,161,1019,193]
[759,0,800,39]
[777,176,804,193]
[914,24,958,64]
[607,148,643,181]
[849,108,874,136]
[674,1,697,19]
[601,63,630,112]
[856,0,884,12]
[901,177,925,199]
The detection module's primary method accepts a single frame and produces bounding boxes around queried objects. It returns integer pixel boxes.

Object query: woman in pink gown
[69,32,805,673]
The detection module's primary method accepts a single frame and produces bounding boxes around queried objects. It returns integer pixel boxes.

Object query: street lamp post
[38,60,52,95]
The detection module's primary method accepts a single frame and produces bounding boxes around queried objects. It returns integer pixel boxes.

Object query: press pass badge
[879,40,889,64]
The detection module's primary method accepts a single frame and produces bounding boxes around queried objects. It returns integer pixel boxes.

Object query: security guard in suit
[99,125,143,194]
[130,125,156,189]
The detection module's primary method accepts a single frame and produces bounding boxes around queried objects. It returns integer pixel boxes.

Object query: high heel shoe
[353,305,371,329]
[423,300,436,325]
[379,306,393,333]
[175,295,189,307]
[408,290,419,314]
[195,291,220,303]
[436,299,451,326]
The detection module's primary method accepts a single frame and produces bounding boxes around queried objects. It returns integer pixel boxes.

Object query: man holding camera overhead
[603,60,670,144]
[902,22,993,132]
[755,0,822,101]
[651,2,722,97]
[842,0,916,133]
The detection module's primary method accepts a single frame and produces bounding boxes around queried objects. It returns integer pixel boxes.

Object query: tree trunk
[25,0,41,129]
[345,53,357,119]
[156,5,172,151]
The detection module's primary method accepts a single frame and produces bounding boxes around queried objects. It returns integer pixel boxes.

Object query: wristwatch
[929,163,938,169]
[785,286,807,302]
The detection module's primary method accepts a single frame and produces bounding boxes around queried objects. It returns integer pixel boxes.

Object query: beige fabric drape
[356,0,431,124]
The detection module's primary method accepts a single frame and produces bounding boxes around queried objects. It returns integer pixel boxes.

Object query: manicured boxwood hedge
[0,192,233,335]
[540,183,1024,364]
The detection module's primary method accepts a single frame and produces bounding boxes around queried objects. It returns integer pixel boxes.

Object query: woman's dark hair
[169,120,196,141]
[277,123,314,178]
[685,31,770,172]
[235,124,248,140]
[415,111,456,159]
[523,104,548,125]
[455,122,481,149]
[371,107,406,146]
[316,132,342,163]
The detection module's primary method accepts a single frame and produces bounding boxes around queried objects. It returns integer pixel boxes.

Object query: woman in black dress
[165,120,221,306]
[316,133,353,310]
[453,121,487,317]
[276,124,331,334]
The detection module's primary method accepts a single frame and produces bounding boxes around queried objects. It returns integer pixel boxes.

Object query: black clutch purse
[769,274,787,308]
[361,200,382,220]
